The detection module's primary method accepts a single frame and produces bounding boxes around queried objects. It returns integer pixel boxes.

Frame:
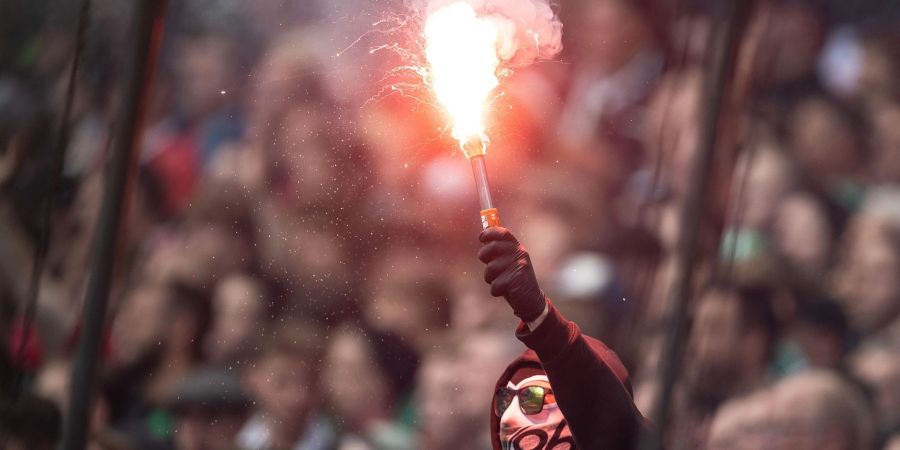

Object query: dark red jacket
[490,301,647,450]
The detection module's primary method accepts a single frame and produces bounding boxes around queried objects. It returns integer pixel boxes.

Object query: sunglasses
[495,385,555,416]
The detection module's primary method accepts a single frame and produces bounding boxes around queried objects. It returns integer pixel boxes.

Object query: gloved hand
[478,227,547,322]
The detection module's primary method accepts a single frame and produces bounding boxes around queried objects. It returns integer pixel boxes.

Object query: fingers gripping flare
[478,227,548,322]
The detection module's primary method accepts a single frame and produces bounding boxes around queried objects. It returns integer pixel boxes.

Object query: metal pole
[60,1,166,449]
[639,1,750,449]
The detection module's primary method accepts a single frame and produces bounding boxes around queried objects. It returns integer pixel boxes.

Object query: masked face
[498,374,576,450]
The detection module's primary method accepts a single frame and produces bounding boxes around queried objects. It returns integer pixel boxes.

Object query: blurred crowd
[1,0,899,449]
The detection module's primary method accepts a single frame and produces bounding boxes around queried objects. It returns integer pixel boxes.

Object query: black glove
[478,227,547,322]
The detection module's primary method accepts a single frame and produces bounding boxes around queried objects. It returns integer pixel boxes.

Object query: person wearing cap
[478,227,648,450]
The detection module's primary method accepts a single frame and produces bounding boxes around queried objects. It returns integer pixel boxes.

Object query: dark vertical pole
[638,1,750,449]
[60,1,166,449]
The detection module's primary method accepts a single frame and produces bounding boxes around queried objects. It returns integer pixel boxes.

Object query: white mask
[498,375,576,450]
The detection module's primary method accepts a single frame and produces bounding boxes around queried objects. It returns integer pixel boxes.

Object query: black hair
[0,394,61,449]
[358,322,421,403]
[795,296,849,344]
[702,282,780,356]
[736,286,779,347]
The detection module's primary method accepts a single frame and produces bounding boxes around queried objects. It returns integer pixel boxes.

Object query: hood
[489,337,633,450]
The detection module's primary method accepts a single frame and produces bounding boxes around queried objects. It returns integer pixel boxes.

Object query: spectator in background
[34,358,116,449]
[765,369,873,450]
[0,394,61,450]
[739,1,826,92]
[415,346,467,450]
[704,389,772,450]
[415,332,524,450]
[832,212,900,340]
[671,284,778,447]
[238,319,333,450]
[851,342,900,444]
[143,24,244,217]
[458,332,525,449]
[363,246,452,353]
[788,297,850,372]
[105,282,172,421]
[773,190,839,286]
[106,281,211,440]
[555,0,662,172]
[204,273,268,366]
[868,99,900,184]
[784,88,868,209]
[683,285,777,409]
[139,219,252,291]
[734,141,797,232]
[320,322,419,450]
[168,368,250,450]
[707,370,874,450]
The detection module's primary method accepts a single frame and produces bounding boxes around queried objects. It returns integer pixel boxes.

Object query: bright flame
[424,2,501,153]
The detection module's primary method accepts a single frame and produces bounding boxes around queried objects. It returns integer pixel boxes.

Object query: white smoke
[421,0,563,67]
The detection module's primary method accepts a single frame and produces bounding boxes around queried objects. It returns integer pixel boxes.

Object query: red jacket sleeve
[516,300,647,450]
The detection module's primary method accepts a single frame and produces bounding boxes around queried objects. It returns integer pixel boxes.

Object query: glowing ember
[424,2,501,152]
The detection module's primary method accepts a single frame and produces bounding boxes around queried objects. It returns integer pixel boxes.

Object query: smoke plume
[422,0,563,67]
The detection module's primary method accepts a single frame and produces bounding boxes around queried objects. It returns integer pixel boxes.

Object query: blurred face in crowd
[852,346,900,434]
[111,284,168,367]
[788,97,863,183]
[206,274,265,363]
[774,192,832,275]
[176,33,236,120]
[567,0,651,70]
[35,359,109,435]
[833,217,900,334]
[174,407,246,450]
[514,211,572,286]
[321,327,391,427]
[365,250,450,350]
[458,333,524,424]
[688,290,742,376]
[143,223,249,289]
[417,354,466,449]
[451,275,513,333]
[246,352,317,425]
[870,100,900,183]
[738,144,794,230]
[358,98,429,186]
[274,107,333,206]
[644,70,702,198]
[366,279,428,345]
[685,289,767,406]
[740,3,824,87]
[859,38,899,103]
[888,436,900,450]
[45,173,103,295]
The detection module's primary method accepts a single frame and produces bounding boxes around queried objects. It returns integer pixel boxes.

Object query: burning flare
[422,0,562,154]
[420,0,562,228]
[424,2,500,154]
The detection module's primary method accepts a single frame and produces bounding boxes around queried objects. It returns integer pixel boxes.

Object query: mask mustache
[500,420,575,450]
